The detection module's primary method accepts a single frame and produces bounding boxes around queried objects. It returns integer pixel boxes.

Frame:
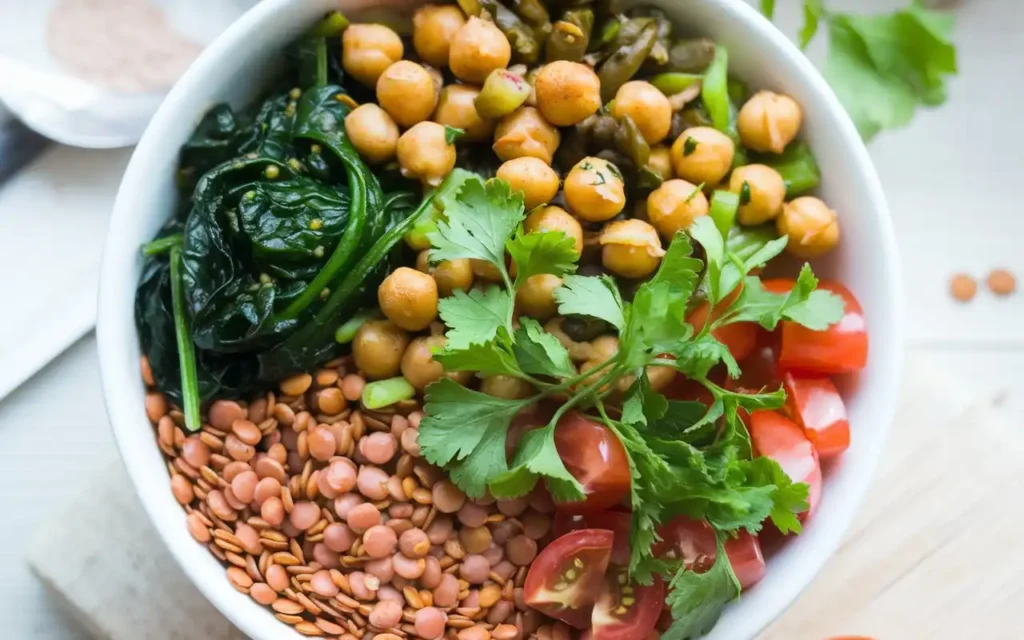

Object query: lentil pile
[147,355,566,640]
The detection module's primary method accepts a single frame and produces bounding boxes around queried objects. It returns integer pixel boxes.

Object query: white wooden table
[0,0,1020,637]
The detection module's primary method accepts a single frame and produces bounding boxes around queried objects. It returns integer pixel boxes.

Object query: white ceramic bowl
[97,0,903,638]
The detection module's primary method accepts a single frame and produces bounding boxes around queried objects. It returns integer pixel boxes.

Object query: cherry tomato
[727,345,780,394]
[687,288,758,362]
[591,567,665,640]
[763,279,868,375]
[782,372,850,458]
[749,411,822,519]
[524,529,614,629]
[656,517,766,590]
[554,509,632,566]
[554,412,631,514]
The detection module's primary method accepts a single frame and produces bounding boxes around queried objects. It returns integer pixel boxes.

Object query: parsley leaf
[437,287,513,350]
[432,341,522,378]
[428,177,524,272]
[506,229,579,284]
[444,125,465,145]
[717,266,844,331]
[746,457,810,535]
[672,335,740,380]
[824,3,957,140]
[512,318,576,379]
[418,379,530,498]
[662,537,741,640]
[554,274,626,331]
[492,425,585,502]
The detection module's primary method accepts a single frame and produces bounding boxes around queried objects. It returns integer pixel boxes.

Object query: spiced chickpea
[612,81,673,144]
[434,85,495,143]
[496,157,560,210]
[516,274,562,320]
[401,335,446,391]
[449,17,511,83]
[493,107,561,165]
[397,122,456,187]
[524,206,583,256]
[432,258,474,297]
[481,375,534,400]
[412,4,466,68]
[344,104,399,165]
[670,126,735,186]
[738,90,804,154]
[600,219,666,279]
[353,320,410,380]
[377,61,438,128]
[776,196,840,258]
[534,61,602,127]
[342,24,404,87]
[730,164,786,225]
[564,157,627,223]
[648,145,675,181]
[647,179,709,239]
[379,267,439,332]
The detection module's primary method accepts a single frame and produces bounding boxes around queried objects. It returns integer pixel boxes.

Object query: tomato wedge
[782,372,850,458]
[554,412,631,514]
[656,517,766,590]
[749,411,822,519]
[553,510,632,566]
[590,567,665,640]
[763,279,868,375]
[727,345,780,394]
[687,287,758,362]
[524,529,614,629]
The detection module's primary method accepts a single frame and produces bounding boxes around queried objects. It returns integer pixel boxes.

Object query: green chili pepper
[755,142,821,197]
[589,16,621,52]
[597,21,659,103]
[479,0,541,64]
[701,45,733,136]
[547,9,594,62]
[508,0,550,29]
[650,72,703,96]
[709,190,740,238]
[668,38,717,73]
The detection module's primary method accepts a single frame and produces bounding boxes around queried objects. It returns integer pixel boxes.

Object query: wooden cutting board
[28,356,1017,640]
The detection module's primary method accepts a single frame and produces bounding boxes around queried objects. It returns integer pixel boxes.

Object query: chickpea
[729,164,786,225]
[377,61,438,128]
[524,206,583,256]
[647,179,709,239]
[432,258,474,297]
[776,196,840,258]
[648,145,674,181]
[670,126,735,187]
[342,24,404,87]
[564,157,627,223]
[600,219,666,279]
[398,122,457,187]
[344,104,399,165]
[413,4,466,68]
[516,274,562,320]
[471,259,504,283]
[434,85,495,143]
[353,320,410,380]
[738,90,804,154]
[496,157,560,210]
[401,335,446,391]
[379,267,439,332]
[611,81,672,144]
[493,107,561,165]
[449,17,511,83]
[534,61,602,127]
[481,375,534,400]
[646,364,676,392]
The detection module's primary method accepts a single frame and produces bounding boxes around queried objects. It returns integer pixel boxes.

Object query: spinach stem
[169,246,202,432]
[142,234,183,256]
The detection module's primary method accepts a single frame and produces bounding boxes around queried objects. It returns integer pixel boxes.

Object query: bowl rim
[97,0,903,638]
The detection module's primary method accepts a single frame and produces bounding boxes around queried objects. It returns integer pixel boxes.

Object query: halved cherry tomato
[591,567,665,640]
[656,517,766,590]
[782,372,850,458]
[524,529,614,629]
[554,412,631,514]
[727,345,780,394]
[554,509,632,566]
[749,411,822,519]
[687,288,758,362]
[763,279,868,375]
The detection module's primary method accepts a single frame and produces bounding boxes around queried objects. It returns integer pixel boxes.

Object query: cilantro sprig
[418,174,840,630]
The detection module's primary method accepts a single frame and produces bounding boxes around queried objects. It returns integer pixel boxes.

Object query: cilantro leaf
[444,125,465,145]
[418,379,530,497]
[433,341,522,378]
[507,230,579,284]
[662,538,741,640]
[825,4,957,140]
[512,318,576,379]
[671,335,740,380]
[746,456,809,535]
[718,266,844,331]
[428,177,524,272]
[799,0,825,50]
[437,287,513,350]
[756,142,822,198]
[495,425,585,502]
[554,274,626,331]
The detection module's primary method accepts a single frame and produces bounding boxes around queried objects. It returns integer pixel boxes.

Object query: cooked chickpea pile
[145,355,573,640]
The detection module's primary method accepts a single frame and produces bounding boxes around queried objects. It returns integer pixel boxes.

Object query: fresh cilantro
[444,125,465,145]
[738,180,752,206]
[672,335,740,380]
[495,425,585,502]
[662,537,741,640]
[685,182,706,203]
[506,230,579,284]
[683,136,699,156]
[427,178,524,274]
[715,266,845,331]
[512,318,576,379]
[432,341,522,378]
[746,456,810,534]
[437,287,513,350]
[553,274,626,331]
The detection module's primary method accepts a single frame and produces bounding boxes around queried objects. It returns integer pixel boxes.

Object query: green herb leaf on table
[662,537,741,640]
